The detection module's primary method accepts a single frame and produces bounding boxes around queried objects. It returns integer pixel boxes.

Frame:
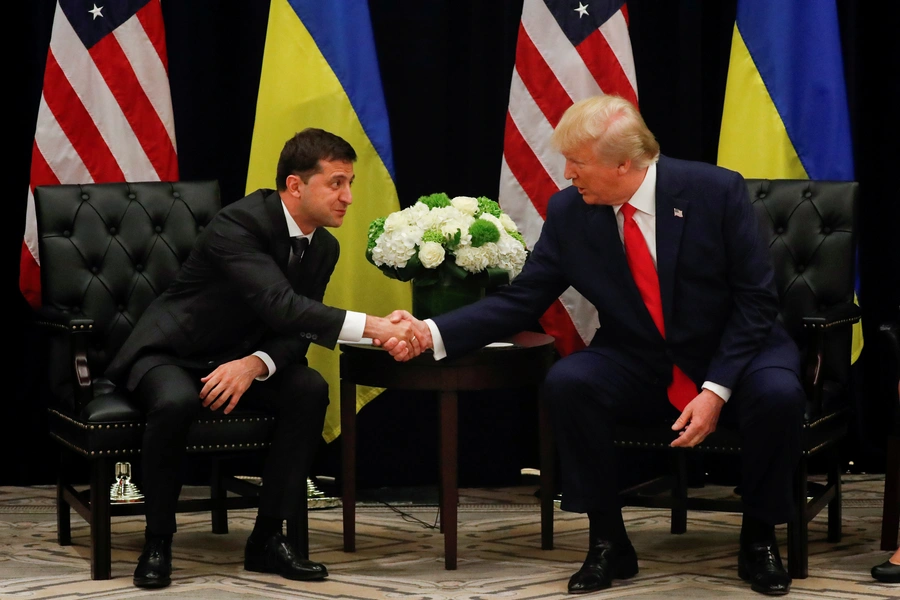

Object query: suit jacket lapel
[654,162,688,329]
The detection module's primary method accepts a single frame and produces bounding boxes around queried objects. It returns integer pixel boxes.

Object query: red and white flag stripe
[500,0,637,356]
[20,0,177,308]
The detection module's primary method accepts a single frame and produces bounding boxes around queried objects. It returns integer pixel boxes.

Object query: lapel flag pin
[673,208,683,218]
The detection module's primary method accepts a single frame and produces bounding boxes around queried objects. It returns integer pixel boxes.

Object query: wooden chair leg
[57,451,71,546]
[787,455,809,579]
[827,447,842,543]
[210,458,229,534]
[881,435,900,551]
[90,457,112,581]
[671,451,687,534]
[539,394,555,550]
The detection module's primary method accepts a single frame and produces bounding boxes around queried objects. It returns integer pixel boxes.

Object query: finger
[199,380,217,405]
[209,390,231,412]
[672,409,691,430]
[372,337,383,347]
[204,388,224,410]
[223,391,243,415]
[672,424,705,448]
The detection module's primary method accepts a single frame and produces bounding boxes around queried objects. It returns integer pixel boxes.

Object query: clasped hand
[371,310,432,361]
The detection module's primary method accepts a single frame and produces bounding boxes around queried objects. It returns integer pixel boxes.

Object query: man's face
[290,159,355,231]
[562,142,623,206]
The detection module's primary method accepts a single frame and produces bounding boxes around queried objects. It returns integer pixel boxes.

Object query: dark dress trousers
[106,188,347,534]
[433,156,805,525]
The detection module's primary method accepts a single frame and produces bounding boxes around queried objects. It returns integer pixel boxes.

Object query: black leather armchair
[538,179,860,579]
[33,181,308,580]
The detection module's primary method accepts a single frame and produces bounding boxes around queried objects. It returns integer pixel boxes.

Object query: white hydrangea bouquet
[366,193,528,316]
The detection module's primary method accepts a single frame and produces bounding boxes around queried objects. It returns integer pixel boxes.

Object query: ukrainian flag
[717,0,862,363]
[246,0,411,442]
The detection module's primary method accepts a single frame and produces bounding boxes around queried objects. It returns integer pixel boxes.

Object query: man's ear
[286,173,304,197]
[617,159,632,175]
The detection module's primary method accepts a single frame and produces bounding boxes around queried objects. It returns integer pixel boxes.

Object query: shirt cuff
[252,351,275,381]
[339,311,366,342]
[425,319,447,360]
[702,381,731,402]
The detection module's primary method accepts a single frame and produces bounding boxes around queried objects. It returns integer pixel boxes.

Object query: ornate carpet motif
[0,477,896,599]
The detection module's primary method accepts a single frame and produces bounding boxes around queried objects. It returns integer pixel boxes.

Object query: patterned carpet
[0,476,897,599]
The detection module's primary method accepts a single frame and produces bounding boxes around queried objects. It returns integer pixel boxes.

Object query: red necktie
[619,202,696,411]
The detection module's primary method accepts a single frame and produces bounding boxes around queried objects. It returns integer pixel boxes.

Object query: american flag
[499,0,637,356]
[19,0,178,308]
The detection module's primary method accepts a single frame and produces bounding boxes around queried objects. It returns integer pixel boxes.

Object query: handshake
[364,310,433,362]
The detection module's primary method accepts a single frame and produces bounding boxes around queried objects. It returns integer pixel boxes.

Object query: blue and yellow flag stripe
[717,0,861,362]
[247,0,411,442]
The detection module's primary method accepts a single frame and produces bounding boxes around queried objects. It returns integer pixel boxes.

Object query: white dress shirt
[253,200,366,380]
[427,164,731,402]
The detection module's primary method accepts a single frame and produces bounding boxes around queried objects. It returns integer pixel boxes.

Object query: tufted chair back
[35,181,220,408]
[747,179,858,417]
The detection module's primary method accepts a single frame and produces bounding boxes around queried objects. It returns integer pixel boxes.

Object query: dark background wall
[7,1,899,488]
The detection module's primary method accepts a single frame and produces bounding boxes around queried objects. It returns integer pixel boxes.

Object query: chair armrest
[800,302,861,329]
[799,302,860,415]
[34,307,94,412]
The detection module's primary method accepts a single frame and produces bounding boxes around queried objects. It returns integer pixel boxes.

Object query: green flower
[508,230,526,247]
[367,216,386,252]
[476,196,501,218]
[469,218,501,248]
[418,192,451,209]
[421,229,445,244]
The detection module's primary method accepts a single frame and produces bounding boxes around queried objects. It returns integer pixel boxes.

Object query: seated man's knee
[281,364,329,407]
[749,368,806,423]
[543,357,594,399]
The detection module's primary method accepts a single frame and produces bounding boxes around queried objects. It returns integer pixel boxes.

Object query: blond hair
[551,95,660,169]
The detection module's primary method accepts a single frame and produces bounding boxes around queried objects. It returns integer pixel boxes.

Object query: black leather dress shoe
[567,539,639,594]
[871,559,900,583]
[738,540,791,595]
[133,537,172,588]
[244,533,328,581]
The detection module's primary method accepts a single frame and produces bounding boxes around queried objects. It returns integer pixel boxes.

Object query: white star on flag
[89,4,103,19]
[575,2,589,18]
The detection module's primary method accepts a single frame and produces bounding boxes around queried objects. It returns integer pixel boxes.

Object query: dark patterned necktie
[289,236,309,272]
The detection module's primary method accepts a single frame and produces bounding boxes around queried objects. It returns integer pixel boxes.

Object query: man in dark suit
[106,128,418,589]
[387,95,805,596]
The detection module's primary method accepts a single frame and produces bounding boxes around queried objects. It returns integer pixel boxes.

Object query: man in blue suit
[387,95,804,596]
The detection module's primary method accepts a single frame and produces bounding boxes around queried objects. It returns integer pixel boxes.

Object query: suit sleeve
[704,172,781,388]
[254,243,340,370]
[203,211,347,350]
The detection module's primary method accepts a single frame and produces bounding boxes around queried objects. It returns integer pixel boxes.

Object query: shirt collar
[614,162,657,217]
[281,199,314,241]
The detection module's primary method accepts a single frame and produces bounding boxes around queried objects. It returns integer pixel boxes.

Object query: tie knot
[290,236,309,259]
[619,202,637,220]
